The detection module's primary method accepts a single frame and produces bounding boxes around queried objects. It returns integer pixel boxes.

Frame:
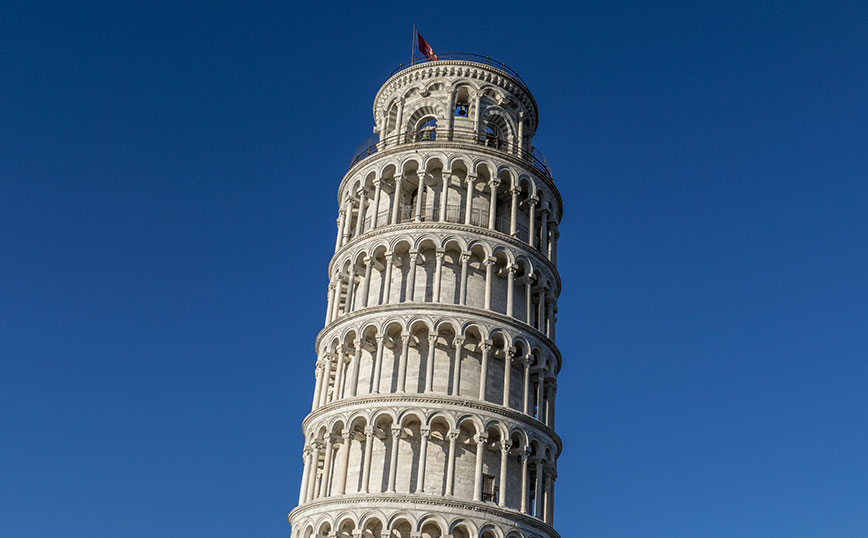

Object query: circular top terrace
[373,55,540,134]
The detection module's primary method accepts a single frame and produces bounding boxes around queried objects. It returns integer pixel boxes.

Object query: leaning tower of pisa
[289,54,563,538]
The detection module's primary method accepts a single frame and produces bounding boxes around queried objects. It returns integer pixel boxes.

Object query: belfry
[289,52,563,538]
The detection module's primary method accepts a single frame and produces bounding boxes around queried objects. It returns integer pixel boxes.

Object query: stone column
[387,425,402,493]
[414,174,425,222]
[416,426,431,493]
[424,333,437,393]
[522,356,532,415]
[331,275,344,321]
[509,187,520,235]
[362,425,374,493]
[506,265,516,317]
[299,446,312,504]
[332,350,346,401]
[342,197,354,244]
[459,252,471,305]
[487,179,499,230]
[534,459,544,518]
[371,179,382,228]
[394,98,404,144]
[319,436,335,498]
[539,210,549,255]
[472,91,482,131]
[307,442,322,501]
[319,355,332,407]
[325,282,336,324]
[354,190,367,237]
[502,348,514,408]
[405,250,418,302]
[519,449,530,513]
[312,362,324,411]
[551,223,559,264]
[335,209,346,251]
[446,87,456,136]
[517,111,525,153]
[451,337,464,396]
[546,297,555,339]
[397,334,411,393]
[382,254,395,304]
[348,345,362,398]
[525,279,533,325]
[498,440,512,506]
[464,175,477,225]
[336,430,352,494]
[445,429,459,495]
[544,466,555,523]
[439,172,450,221]
[478,342,491,401]
[537,288,546,332]
[483,258,495,310]
[537,375,546,421]
[391,175,403,225]
[547,382,557,428]
[372,335,385,394]
[472,433,488,501]
[432,250,444,302]
[343,271,356,314]
[528,196,538,248]
[360,257,373,308]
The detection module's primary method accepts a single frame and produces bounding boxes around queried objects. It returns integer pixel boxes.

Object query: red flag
[417,32,438,61]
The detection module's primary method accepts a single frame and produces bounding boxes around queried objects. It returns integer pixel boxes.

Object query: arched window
[485,124,504,149]
[416,117,437,141]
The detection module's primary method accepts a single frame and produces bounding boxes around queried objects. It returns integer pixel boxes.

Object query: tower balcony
[350,128,552,179]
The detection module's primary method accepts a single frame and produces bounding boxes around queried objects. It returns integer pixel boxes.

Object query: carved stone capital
[475,433,489,445]
[420,426,431,438]
[447,429,460,441]
[427,334,438,345]
[364,425,374,437]
[500,440,513,453]
[390,425,403,438]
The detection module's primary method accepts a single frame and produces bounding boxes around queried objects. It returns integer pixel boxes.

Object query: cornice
[301,393,563,455]
[315,303,562,373]
[328,221,562,294]
[288,493,560,538]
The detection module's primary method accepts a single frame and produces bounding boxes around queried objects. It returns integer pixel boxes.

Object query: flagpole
[410,24,416,66]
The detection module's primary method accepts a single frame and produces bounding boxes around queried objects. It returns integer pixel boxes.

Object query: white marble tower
[289,54,563,538]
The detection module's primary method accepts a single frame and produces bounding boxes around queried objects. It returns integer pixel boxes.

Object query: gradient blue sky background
[2,1,867,537]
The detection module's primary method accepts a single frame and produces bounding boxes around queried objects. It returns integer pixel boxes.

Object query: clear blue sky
[2,1,866,537]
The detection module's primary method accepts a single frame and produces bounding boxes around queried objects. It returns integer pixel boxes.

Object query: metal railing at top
[349,128,553,179]
[388,53,528,88]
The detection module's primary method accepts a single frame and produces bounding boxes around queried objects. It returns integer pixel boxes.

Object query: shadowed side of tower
[289,54,564,538]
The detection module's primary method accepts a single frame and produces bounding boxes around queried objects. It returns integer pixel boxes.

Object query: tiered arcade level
[289,55,564,538]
